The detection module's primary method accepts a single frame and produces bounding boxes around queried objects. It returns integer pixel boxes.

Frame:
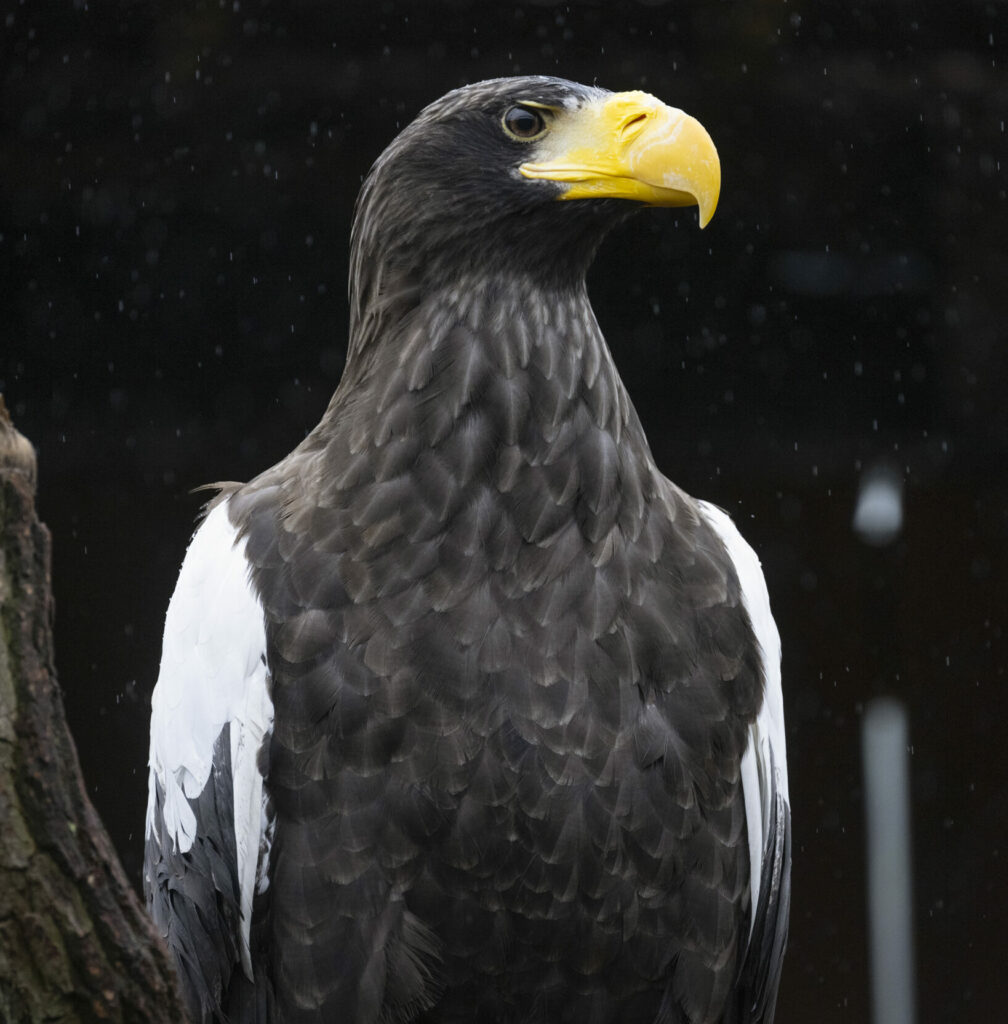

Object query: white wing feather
[145,498,273,977]
[698,501,788,934]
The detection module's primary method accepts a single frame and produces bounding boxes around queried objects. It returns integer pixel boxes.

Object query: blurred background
[2,1,1005,1019]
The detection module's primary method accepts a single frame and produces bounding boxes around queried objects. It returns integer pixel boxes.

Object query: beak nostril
[618,113,651,143]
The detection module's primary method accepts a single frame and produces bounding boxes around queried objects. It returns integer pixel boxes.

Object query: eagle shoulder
[698,500,791,1022]
[144,498,274,1012]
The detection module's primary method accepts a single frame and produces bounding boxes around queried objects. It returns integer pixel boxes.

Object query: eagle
[145,76,790,1024]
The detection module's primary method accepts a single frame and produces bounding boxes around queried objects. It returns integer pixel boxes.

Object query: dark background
[2,1,1005,1019]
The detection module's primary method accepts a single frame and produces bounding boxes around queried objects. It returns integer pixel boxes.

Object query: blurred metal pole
[862,698,917,1024]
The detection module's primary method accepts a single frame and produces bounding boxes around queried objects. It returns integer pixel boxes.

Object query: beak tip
[696,194,719,229]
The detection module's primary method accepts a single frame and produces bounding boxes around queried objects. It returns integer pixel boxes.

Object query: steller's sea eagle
[145,76,790,1024]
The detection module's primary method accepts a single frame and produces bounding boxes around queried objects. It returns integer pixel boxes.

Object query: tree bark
[0,397,188,1023]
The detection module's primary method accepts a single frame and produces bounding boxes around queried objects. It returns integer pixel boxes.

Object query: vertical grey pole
[862,698,917,1024]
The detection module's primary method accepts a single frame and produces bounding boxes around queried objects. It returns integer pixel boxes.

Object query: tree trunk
[0,397,188,1023]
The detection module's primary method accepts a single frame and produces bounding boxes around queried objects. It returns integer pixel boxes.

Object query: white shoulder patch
[145,498,273,977]
[698,501,789,934]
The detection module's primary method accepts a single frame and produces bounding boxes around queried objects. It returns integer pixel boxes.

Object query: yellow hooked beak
[519,91,720,228]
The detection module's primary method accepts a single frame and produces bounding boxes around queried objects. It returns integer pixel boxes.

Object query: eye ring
[502,105,548,141]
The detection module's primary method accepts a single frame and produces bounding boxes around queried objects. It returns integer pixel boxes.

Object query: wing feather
[144,498,274,1015]
[698,501,791,1022]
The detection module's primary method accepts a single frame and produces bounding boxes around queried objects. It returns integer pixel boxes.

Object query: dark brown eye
[503,106,547,140]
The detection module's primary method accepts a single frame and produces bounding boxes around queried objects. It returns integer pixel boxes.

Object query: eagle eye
[502,105,547,141]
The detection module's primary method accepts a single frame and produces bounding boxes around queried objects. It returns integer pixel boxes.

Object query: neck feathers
[336,277,651,499]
